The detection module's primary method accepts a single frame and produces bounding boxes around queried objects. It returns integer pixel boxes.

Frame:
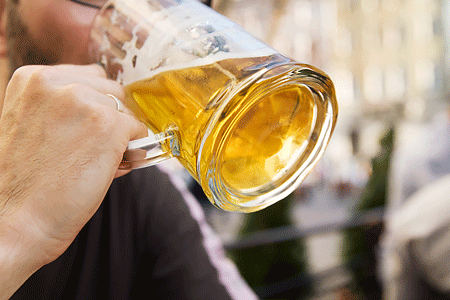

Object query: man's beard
[6,0,58,77]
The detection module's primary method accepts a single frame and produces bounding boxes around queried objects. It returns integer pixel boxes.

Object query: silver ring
[107,94,124,113]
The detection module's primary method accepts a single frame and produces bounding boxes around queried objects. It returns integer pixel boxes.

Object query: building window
[361,0,379,14]
[413,14,433,42]
[433,17,442,36]
[350,0,359,12]
[434,63,443,90]
[335,28,353,57]
[382,26,402,49]
[415,60,435,91]
[385,66,405,100]
[293,0,313,29]
[364,66,384,104]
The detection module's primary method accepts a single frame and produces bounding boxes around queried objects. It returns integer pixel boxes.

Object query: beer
[89,0,338,212]
[124,53,335,210]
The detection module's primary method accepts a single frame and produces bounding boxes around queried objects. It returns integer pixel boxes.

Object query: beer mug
[89,0,338,212]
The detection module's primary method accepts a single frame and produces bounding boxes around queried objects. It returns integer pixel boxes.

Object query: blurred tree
[342,126,395,300]
[229,194,313,299]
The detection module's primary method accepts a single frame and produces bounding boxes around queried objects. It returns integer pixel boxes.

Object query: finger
[61,71,124,99]
[112,114,149,178]
[98,93,130,114]
[63,84,129,121]
[120,113,150,141]
[77,77,125,103]
[86,78,124,101]
[11,64,124,99]
[72,86,148,140]
[46,64,124,98]
[53,64,107,77]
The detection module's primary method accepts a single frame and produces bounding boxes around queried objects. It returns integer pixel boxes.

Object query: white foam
[107,0,277,85]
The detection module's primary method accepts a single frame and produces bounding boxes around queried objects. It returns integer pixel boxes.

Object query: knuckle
[10,66,54,96]
[25,65,52,85]
[57,84,92,117]
[6,66,52,111]
[82,101,115,130]
[91,64,107,77]
[59,83,94,108]
[91,109,112,127]
[9,65,39,87]
[89,111,119,146]
[60,82,84,98]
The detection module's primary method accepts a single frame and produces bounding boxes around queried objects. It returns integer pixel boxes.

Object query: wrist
[0,212,48,299]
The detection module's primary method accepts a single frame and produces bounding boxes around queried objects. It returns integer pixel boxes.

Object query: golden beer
[123,53,336,211]
[89,0,338,212]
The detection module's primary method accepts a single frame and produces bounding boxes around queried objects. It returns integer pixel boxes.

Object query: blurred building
[335,0,445,120]
[214,0,447,158]
[331,0,447,163]
[209,0,450,297]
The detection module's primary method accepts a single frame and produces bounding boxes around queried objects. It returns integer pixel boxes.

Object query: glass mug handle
[119,128,178,170]
[89,0,338,213]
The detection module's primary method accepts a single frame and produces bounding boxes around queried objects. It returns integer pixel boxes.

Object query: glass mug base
[122,56,336,212]
[197,62,336,212]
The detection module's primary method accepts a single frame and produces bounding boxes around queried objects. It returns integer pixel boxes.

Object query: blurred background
[188,0,450,299]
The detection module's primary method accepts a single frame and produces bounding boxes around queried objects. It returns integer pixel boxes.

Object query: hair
[6,0,52,76]
[4,0,211,76]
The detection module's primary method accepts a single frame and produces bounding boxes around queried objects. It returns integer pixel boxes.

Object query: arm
[131,165,258,300]
[0,64,147,299]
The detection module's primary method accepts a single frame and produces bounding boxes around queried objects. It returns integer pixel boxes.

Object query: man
[380,108,450,299]
[381,175,450,299]
[0,0,257,299]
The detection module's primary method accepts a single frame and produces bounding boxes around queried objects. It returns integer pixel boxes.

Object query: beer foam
[110,0,277,86]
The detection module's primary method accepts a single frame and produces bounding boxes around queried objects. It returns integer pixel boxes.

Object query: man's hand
[0,64,147,299]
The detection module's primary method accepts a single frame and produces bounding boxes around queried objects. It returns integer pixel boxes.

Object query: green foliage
[356,127,395,211]
[229,194,313,299]
[343,126,395,299]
